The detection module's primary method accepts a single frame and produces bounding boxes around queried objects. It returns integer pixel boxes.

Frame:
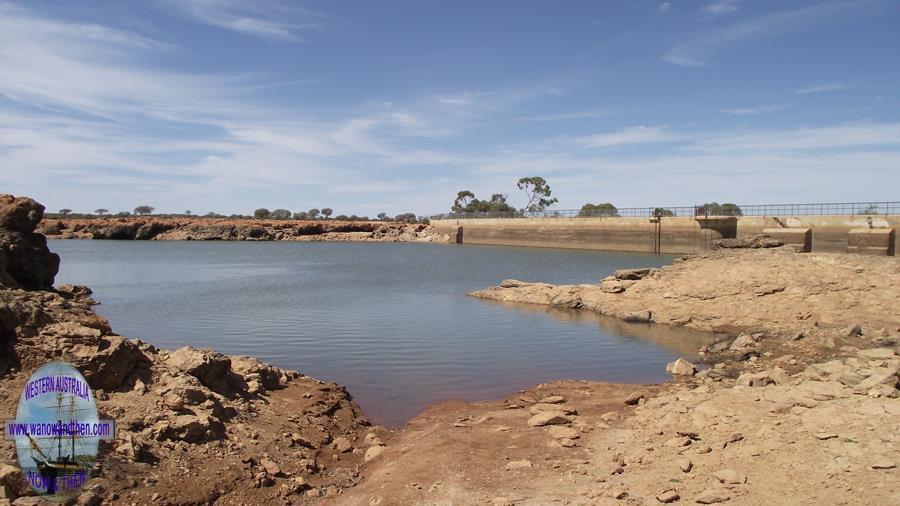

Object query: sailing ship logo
[4,362,116,495]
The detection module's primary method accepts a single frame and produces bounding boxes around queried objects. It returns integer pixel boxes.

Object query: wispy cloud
[703,0,740,15]
[158,0,319,41]
[664,1,871,67]
[720,104,784,115]
[657,3,671,14]
[688,122,900,153]
[574,125,669,148]
[796,82,847,94]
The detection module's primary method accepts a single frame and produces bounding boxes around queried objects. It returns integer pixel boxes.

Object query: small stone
[730,334,756,350]
[260,457,282,477]
[547,426,579,439]
[695,488,731,504]
[656,489,680,503]
[814,433,838,440]
[505,459,533,471]
[713,469,747,485]
[666,358,696,376]
[871,461,895,469]
[539,395,565,404]
[677,458,692,473]
[364,433,383,446]
[527,411,570,427]
[622,310,653,323]
[332,436,353,453]
[664,437,692,447]
[558,437,577,448]
[364,445,386,462]
[843,324,862,338]
[624,392,645,405]
[858,348,896,360]
[530,403,577,415]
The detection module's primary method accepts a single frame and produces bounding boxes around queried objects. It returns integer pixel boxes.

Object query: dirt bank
[37,217,449,243]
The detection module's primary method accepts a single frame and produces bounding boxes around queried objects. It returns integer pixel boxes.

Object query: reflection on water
[494,301,720,358]
[51,240,711,426]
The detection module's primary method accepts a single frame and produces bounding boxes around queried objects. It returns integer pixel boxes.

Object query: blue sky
[1,0,898,216]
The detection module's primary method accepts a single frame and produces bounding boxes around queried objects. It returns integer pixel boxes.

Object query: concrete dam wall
[431,215,899,255]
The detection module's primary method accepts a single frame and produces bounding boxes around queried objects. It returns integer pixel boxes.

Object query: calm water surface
[51,240,712,425]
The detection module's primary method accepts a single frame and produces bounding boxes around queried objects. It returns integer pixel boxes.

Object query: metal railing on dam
[430,201,900,220]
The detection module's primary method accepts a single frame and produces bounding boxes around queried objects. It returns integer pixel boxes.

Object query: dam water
[51,240,714,425]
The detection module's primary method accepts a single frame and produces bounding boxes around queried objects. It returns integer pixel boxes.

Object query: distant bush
[579,203,619,217]
[271,208,292,220]
[696,202,742,216]
[254,208,271,219]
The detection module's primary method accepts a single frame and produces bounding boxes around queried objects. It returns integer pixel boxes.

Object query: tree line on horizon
[447,175,745,218]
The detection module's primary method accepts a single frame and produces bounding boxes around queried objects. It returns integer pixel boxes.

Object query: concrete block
[763,228,812,253]
[847,228,895,256]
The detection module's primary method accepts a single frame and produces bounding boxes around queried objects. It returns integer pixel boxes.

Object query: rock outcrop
[1,196,379,504]
[0,195,60,290]
[37,216,449,243]
[470,247,900,339]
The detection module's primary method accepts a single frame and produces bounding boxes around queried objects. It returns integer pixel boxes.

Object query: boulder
[332,437,353,453]
[547,426,579,440]
[166,347,232,392]
[538,395,565,404]
[695,488,731,504]
[230,355,283,391]
[622,310,652,323]
[153,414,225,443]
[529,403,576,415]
[0,231,59,290]
[0,463,30,498]
[505,459,532,471]
[666,358,697,376]
[527,411,570,427]
[613,268,657,280]
[730,333,756,350]
[656,489,679,503]
[0,195,44,232]
[624,392,645,405]
[364,445,385,462]
[713,469,747,484]
[80,336,146,391]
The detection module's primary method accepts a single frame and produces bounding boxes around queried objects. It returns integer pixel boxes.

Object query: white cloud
[574,126,669,148]
[157,0,319,41]
[704,0,739,15]
[720,104,784,115]
[687,123,900,153]
[796,82,847,94]
[657,3,671,14]
[664,1,870,67]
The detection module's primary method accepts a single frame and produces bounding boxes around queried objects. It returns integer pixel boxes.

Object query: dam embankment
[432,215,899,255]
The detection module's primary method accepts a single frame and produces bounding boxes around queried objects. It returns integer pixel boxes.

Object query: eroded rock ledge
[470,247,900,340]
[37,217,448,243]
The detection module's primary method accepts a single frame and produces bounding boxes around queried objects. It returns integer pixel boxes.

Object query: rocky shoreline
[37,217,449,243]
[2,194,899,505]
